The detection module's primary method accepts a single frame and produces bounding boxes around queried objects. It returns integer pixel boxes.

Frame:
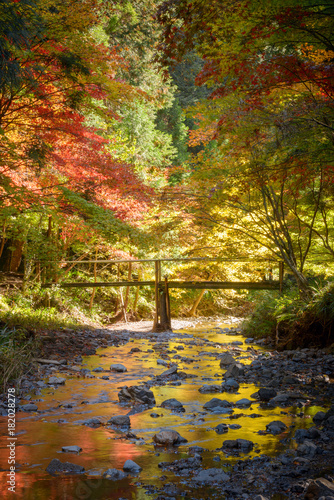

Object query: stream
[0,320,330,499]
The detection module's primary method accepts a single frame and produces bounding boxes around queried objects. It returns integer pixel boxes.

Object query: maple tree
[0,0,157,273]
[156,0,334,297]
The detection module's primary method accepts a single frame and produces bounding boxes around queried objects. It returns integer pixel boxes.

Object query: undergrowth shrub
[0,324,39,393]
[242,281,334,348]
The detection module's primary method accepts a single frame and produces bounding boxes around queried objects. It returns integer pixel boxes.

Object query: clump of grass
[0,325,39,394]
[1,305,82,330]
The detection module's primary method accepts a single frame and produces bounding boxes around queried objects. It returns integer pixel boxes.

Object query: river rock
[295,427,320,442]
[297,440,317,457]
[161,398,185,412]
[223,378,239,391]
[215,423,229,434]
[219,353,236,367]
[204,398,232,410]
[153,430,188,446]
[46,458,85,475]
[323,405,334,420]
[222,439,254,451]
[235,398,252,407]
[92,367,104,372]
[123,459,142,473]
[223,363,245,378]
[313,411,326,424]
[62,446,82,453]
[282,375,300,384]
[82,417,103,427]
[188,446,204,454]
[258,387,277,401]
[107,415,131,427]
[270,393,290,405]
[20,403,38,411]
[266,420,287,435]
[48,377,66,385]
[103,468,128,480]
[193,467,230,484]
[118,385,156,406]
[198,384,222,393]
[130,347,141,353]
[158,365,178,378]
[157,359,168,366]
[305,478,334,499]
[110,364,127,372]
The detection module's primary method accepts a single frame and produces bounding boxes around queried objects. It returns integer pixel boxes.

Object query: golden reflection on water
[0,321,327,499]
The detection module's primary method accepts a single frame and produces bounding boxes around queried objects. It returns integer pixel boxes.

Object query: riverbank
[0,318,333,499]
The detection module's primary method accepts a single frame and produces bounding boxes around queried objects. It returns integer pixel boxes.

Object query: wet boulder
[157,359,168,366]
[48,377,66,385]
[222,439,254,452]
[157,365,178,378]
[118,385,156,406]
[123,459,142,473]
[266,420,287,435]
[294,427,320,443]
[297,440,318,457]
[46,458,85,475]
[82,417,103,427]
[223,363,245,379]
[219,353,236,367]
[258,387,277,401]
[313,411,326,424]
[153,429,188,446]
[20,403,38,412]
[61,446,82,453]
[203,398,233,410]
[235,398,252,408]
[198,384,222,394]
[192,467,230,484]
[223,378,239,391]
[107,415,131,427]
[110,364,127,373]
[188,446,204,454]
[161,398,185,412]
[103,468,127,480]
[215,423,229,434]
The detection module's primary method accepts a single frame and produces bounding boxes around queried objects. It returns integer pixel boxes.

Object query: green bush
[242,281,334,348]
[0,325,39,393]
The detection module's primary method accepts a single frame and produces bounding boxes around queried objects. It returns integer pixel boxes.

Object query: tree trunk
[3,239,24,273]
[89,250,98,311]
[187,273,213,316]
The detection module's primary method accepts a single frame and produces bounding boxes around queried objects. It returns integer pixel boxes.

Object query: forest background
[0,0,334,355]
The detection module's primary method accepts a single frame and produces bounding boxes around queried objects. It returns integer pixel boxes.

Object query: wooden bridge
[42,257,284,332]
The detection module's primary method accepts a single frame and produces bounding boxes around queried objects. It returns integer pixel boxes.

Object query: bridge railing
[41,257,284,331]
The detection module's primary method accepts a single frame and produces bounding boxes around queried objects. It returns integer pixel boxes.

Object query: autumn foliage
[0,0,153,251]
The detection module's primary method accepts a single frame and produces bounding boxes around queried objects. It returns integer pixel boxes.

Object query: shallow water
[0,321,326,499]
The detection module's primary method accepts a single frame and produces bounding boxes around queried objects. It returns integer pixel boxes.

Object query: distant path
[104,316,242,333]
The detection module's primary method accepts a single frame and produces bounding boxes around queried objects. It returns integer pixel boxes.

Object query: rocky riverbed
[0,317,333,499]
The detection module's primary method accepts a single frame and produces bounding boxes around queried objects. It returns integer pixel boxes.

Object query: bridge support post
[152,260,160,332]
[152,262,172,332]
[159,276,171,330]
